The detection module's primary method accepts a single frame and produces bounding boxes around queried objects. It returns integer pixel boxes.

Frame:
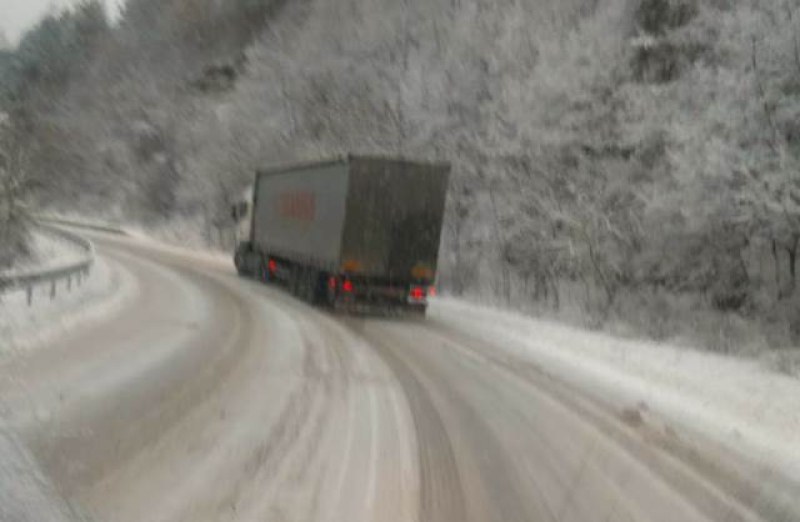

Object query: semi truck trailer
[231,155,450,313]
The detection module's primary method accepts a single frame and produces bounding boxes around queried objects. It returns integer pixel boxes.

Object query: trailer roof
[256,154,450,177]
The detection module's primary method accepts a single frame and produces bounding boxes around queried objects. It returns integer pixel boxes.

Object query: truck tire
[288,266,304,298]
[312,273,328,306]
[305,272,315,301]
[306,271,322,303]
[298,269,317,303]
[234,248,249,277]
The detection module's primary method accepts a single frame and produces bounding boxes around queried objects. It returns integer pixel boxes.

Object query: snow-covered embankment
[430,298,800,491]
[0,226,136,522]
[0,227,137,357]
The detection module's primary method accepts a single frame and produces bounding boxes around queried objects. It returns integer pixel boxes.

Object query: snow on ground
[6,227,87,274]
[48,220,800,491]
[121,227,231,267]
[35,213,232,268]
[0,242,138,359]
[0,426,88,522]
[16,217,800,503]
[1,228,132,522]
[429,298,800,484]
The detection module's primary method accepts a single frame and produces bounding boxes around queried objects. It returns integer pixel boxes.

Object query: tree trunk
[772,237,782,300]
[787,235,799,296]
[587,241,615,311]
[487,184,511,303]
[450,218,465,295]
[551,277,560,311]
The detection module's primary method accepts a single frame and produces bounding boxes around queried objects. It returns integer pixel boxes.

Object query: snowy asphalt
[0,231,796,521]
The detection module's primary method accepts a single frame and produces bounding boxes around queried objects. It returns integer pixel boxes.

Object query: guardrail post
[50,280,56,300]
[27,286,33,306]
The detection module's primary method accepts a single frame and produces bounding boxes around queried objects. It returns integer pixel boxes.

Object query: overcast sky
[0,0,121,46]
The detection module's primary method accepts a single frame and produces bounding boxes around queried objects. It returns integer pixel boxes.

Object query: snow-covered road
[1,230,797,521]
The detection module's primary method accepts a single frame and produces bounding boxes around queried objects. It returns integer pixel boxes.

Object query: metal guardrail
[0,225,95,306]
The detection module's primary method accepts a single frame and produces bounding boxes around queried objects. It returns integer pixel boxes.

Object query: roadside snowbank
[0,228,138,522]
[0,250,138,358]
[0,426,86,522]
[121,227,231,267]
[429,298,800,483]
[6,227,87,273]
[35,214,231,268]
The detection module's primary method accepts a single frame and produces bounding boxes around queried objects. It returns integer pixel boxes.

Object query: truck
[231,155,450,314]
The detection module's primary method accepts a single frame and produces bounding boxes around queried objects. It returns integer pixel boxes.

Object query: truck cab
[231,187,256,275]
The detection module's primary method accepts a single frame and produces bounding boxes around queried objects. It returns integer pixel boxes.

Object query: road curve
[0,231,795,522]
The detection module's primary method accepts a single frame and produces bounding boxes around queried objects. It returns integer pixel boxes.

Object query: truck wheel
[234,249,249,277]
[288,266,302,296]
[304,277,314,302]
[300,269,316,303]
[306,271,322,304]
[311,273,328,306]
[259,259,271,284]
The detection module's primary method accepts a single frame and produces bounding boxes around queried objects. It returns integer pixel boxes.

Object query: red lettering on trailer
[279,191,316,221]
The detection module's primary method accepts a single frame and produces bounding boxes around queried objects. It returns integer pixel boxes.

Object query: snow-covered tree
[0,113,31,268]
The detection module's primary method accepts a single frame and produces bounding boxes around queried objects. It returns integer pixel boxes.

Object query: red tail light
[268,259,277,273]
[428,286,437,297]
[410,286,426,300]
[342,280,354,293]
